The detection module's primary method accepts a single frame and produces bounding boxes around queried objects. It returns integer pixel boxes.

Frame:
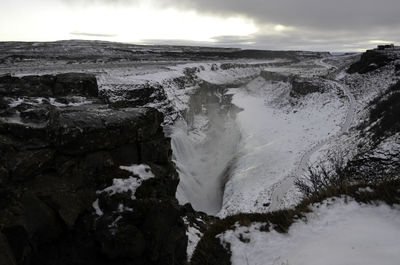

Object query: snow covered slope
[218,197,400,265]
[220,77,346,216]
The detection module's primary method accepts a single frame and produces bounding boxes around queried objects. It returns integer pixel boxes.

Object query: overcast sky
[1,0,399,51]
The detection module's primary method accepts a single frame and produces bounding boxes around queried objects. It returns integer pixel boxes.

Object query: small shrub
[295,152,349,199]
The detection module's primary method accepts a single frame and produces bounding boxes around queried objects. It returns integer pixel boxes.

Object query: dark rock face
[0,232,17,265]
[48,106,159,156]
[0,73,98,97]
[261,70,294,82]
[0,73,186,265]
[345,81,400,184]
[172,67,201,90]
[290,78,325,97]
[95,198,186,263]
[395,64,400,75]
[346,148,400,184]
[347,49,400,74]
[368,81,400,140]
[100,83,167,109]
[54,73,99,97]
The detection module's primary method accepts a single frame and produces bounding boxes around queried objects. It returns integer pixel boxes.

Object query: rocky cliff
[347,49,400,74]
[0,73,187,265]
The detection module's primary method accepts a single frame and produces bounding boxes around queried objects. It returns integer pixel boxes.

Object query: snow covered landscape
[0,40,399,265]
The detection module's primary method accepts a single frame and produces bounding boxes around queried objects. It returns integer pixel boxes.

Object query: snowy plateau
[0,41,399,265]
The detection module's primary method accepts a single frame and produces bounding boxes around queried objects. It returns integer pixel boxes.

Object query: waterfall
[170,88,241,215]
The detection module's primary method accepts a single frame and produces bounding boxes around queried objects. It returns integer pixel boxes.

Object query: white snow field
[218,198,400,265]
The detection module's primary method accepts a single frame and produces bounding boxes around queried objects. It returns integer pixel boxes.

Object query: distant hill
[0,39,330,63]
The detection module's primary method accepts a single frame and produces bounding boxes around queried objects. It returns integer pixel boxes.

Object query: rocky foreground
[0,73,199,265]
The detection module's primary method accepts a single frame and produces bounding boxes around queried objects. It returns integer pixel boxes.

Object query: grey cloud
[210,26,400,52]
[60,0,400,51]
[151,26,399,52]
[60,0,400,30]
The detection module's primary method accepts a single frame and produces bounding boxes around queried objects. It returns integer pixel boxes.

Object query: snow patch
[8,98,24,107]
[100,164,154,199]
[183,217,203,261]
[357,187,374,193]
[49,96,92,107]
[119,164,155,180]
[92,198,103,216]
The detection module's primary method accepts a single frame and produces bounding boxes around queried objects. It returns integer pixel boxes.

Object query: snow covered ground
[218,198,400,265]
[219,76,346,216]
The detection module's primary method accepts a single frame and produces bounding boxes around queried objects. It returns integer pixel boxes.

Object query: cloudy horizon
[1,0,399,52]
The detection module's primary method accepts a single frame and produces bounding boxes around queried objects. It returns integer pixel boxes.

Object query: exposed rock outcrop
[346,81,400,183]
[0,73,98,97]
[100,83,167,109]
[347,49,400,74]
[261,70,294,82]
[289,77,326,97]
